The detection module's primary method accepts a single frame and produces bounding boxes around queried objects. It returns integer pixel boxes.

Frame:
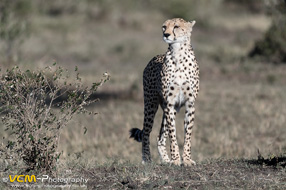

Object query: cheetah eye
[174,25,179,29]
[162,26,166,31]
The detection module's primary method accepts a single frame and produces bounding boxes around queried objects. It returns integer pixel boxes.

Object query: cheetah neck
[166,41,194,66]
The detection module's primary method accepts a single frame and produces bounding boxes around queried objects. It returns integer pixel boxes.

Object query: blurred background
[0,0,285,163]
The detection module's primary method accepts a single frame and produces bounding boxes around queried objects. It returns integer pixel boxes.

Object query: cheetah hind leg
[141,102,158,164]
[157,114,171,164]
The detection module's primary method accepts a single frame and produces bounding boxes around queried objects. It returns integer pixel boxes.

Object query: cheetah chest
[163,59,195,111]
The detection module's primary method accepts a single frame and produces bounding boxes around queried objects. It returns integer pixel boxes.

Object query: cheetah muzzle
[130,18,199,166]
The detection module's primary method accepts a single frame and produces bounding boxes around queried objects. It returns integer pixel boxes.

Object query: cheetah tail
[129,128,143,142]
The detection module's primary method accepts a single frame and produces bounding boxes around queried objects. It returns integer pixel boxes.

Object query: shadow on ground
[247,154,286,168]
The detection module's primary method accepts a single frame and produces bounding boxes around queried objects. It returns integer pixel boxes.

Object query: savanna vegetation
[0,0,285,189]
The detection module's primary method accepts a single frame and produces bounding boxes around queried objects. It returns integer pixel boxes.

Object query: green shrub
[249,1,286,63]
[0,64,109,173]
[249,23,286,63]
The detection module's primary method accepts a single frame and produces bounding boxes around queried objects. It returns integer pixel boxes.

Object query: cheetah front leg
[165,104,181,166]
[157,113,170,164]
[182,100,196,166]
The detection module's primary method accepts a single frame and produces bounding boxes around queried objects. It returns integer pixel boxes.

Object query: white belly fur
[174,88,185,112]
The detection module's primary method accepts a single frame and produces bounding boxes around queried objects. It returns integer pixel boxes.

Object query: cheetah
[130,18,199,166]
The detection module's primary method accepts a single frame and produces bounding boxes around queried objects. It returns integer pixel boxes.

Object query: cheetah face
[162,18,195,44]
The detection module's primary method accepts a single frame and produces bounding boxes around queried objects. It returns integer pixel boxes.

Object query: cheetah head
[162,18,196,44]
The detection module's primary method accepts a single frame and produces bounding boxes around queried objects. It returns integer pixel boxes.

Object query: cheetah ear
[190,20,196,27]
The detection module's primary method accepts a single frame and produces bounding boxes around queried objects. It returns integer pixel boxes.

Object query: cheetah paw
[170,159,181,166]
[183,159,196,166]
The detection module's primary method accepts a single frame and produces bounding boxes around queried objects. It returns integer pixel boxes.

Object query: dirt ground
[76,157,286,189]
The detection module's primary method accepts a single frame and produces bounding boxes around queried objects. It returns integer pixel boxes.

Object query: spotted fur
[130,18,199,166]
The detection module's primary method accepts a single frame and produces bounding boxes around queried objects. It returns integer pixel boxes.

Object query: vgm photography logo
[3,174,89,188]
[3,174,88,183]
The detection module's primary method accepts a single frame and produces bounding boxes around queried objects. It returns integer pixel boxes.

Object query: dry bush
[0,64,109,174]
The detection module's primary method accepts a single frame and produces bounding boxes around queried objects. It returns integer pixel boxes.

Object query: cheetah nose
[164,33,170,38]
